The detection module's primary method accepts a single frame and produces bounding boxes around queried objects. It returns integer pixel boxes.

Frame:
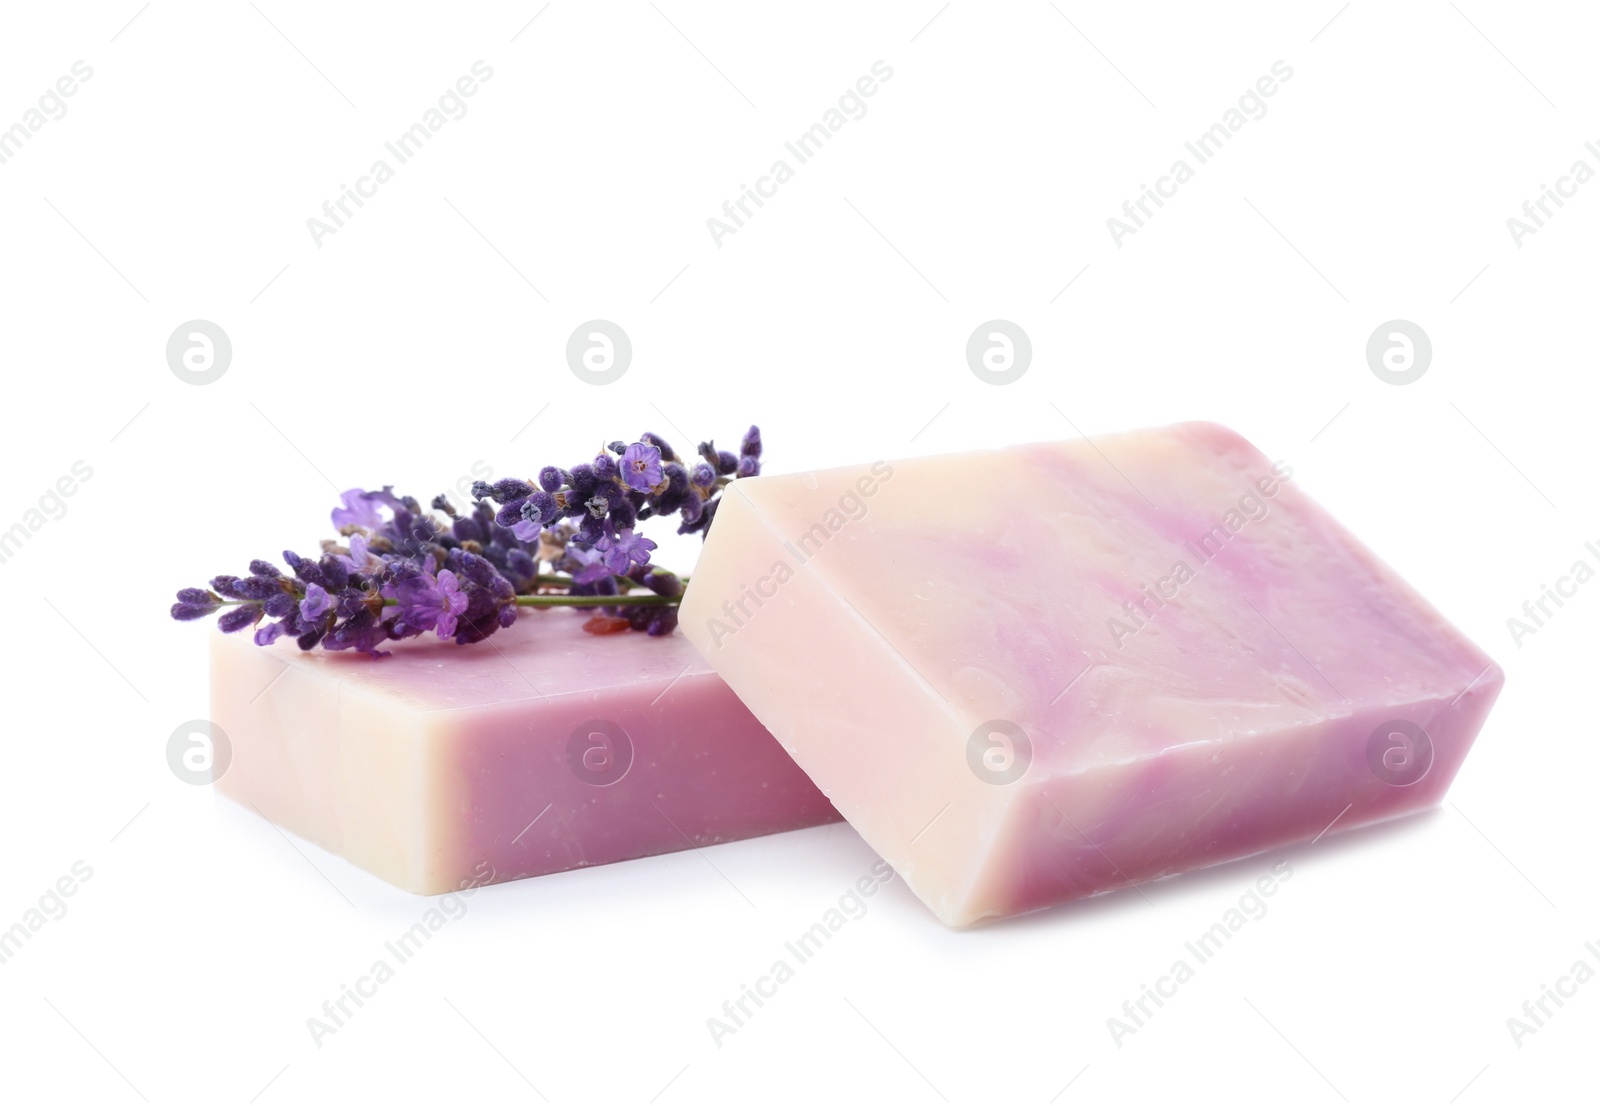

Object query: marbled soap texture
[680,423,1502,926]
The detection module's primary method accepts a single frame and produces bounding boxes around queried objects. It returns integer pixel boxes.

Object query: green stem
[512,593,676,608]
[529,572,688,592]
[210,575,686,611]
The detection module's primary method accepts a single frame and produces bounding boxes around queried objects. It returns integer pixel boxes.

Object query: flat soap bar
[680,422,1503,926]
[211,611,839,894]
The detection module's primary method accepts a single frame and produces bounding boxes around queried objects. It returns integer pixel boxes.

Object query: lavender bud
[490,478,535,502]
[217,605,263,633]
[568,463,597,497]
[235,576,282,601]
[263,592,296,619]
[521,491,559,527]
[641,432,678,462]
[643,569,682,597]
[495,498,529,528]
[319,556,351,591]
[170,602,216,621]
[577,515,605,543]
[506,549,536,578]
[653,491,684,516]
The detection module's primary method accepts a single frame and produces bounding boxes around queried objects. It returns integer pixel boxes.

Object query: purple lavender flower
[596,526,656,574]
[382,569,440,635]
[678,493,704,526]
[443,550,518,644]
[382,566,471,640]
[323,608,391,656]
[300,583,332,621]
[333,532,384,575]
[254,622,288,646]
[177,423,764,653]
[621,442,663,492]
[434,570,469,638]
[641,432,679,462]
[332,487,402,530]
[562,542,613,585]
[517,491,559,538]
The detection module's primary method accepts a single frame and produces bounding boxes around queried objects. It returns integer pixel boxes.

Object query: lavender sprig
[171,427,761,656]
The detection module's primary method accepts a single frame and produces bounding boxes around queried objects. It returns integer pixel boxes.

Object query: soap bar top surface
[701,423,1489,764]
[246,605,720,714]
[680,422,1502,924]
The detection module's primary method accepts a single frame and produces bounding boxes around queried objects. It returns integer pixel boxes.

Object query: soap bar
[680,422,1503,926]
[211,611,839,894]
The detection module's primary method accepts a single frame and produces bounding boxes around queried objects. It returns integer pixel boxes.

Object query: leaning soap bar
[211,611,839,893]
[681,422,1503,926]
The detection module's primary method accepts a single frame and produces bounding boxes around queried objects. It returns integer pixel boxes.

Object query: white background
[0,2,1593,1103]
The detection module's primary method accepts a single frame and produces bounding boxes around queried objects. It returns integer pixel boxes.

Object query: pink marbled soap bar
[211,611,839,894]
[680,422,1503,926]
